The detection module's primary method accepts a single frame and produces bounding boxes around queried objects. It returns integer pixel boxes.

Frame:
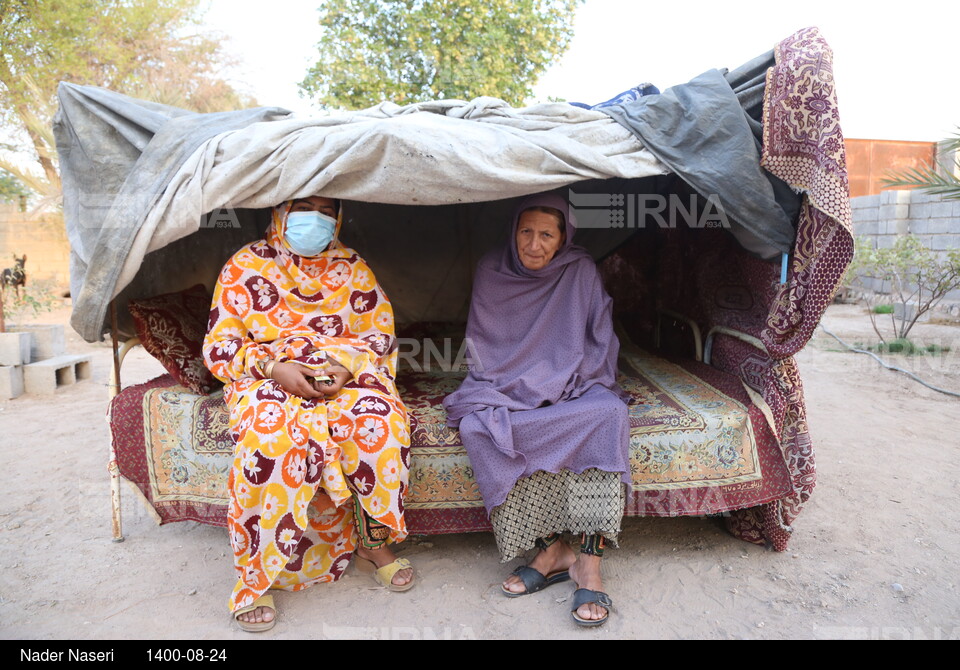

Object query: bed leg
[109,303,125,542]
[109,456,124,543]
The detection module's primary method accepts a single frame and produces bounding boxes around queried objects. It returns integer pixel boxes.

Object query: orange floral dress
[203,203,410,613]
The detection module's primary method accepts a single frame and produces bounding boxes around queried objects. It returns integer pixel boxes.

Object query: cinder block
[930,235,960,251]
[851,194,880,209]
[927,218,956,235]
[894,302,930,324]
[880,204,910,221]
[908,202,931,219]
[875,235,895,249]
[912,191,941,205]
[0,365,24,400]
[22,353,91,395]
[930,202,956,218]
[8,324,65,361]
[880,190,912,205]
[0,331,32,366]
[888,218,910,235]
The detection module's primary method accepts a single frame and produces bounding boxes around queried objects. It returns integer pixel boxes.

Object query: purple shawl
[443,192,630,513]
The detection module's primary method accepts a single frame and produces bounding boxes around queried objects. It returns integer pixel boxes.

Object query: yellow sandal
[233,594,276,632]
[355,556,415,592]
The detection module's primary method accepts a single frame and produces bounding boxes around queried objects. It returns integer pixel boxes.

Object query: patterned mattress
[109,347,790,535]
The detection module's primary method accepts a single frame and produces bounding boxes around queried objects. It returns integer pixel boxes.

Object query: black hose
[817,324,960,399]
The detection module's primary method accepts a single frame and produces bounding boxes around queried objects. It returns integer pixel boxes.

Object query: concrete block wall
[851,190,960,315]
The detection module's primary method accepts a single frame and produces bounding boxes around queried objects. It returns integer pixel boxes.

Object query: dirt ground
[1,302,958,640]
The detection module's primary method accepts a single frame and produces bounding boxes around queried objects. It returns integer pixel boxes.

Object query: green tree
[0,0,255,206]
[0,169,29,204]
[847,235,960,342]
[882,127,960,200]
[300,0,581,110]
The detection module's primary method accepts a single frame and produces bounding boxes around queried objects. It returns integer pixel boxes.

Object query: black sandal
[570,588,612,627]
[500,565,570,598]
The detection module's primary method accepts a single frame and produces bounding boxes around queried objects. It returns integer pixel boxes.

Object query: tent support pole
[108,302,125,543]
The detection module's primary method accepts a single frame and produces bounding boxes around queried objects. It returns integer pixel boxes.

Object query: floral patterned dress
[203,203,410,613]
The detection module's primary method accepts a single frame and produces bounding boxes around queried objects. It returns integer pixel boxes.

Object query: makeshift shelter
[56,27,852,551]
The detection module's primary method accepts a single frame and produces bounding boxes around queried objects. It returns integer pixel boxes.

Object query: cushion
[128,284,217,395]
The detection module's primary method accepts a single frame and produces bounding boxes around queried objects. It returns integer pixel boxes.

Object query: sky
[201,0,958,142]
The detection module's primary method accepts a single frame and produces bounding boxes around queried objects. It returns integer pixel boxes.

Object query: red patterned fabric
[596,28,853,551]
[760,26,854,360]
[129,285,217,395]
[408,508,491,535]
[109,343,792,535]
[109,374,229,526]
[624,355,791,518]
[746,27,853,548]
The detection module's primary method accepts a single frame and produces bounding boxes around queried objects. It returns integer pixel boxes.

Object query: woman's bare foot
[568,553,607,622]
[355,544,414,587]
[236,605,275,626]
[502,540,577,595]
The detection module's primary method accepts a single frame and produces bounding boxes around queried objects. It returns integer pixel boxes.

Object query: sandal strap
[571,588,613,612]
[375,558,412,585]
[233,594,275,619]
[511,565,547,593]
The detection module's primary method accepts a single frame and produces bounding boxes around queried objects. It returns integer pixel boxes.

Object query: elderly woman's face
[516,209,564,271]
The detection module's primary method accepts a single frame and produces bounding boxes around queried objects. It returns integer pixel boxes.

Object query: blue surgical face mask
[284,211,337,257]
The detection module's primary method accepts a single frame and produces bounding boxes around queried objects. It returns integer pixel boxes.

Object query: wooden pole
[108,301,124,543]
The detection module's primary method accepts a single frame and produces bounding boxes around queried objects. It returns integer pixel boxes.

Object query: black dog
[1,254,26,300]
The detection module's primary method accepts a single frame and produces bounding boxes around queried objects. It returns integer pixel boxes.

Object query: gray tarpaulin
[602,68,798,258]
[56,83,668,341]
[55,47,798,342]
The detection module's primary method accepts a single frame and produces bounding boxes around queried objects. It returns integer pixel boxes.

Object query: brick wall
[844,139,937,198]
[851,190,960,314]
[0,204,71,291]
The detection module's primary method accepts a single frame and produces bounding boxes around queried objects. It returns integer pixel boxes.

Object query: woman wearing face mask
[204,196,413,632]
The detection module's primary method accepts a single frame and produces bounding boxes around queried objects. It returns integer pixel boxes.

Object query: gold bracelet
[263,359,277,378]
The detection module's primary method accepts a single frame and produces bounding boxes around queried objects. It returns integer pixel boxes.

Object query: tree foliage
[300,0,581,110]
[882,127,960,201]
[847,234,960,341]
[0,0,255,205]
[0,169,29,204]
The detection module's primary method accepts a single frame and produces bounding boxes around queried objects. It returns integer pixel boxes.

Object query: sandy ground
[1,302,958,641]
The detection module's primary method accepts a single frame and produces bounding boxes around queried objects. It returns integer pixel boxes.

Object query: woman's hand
[313,360,352,396]
[269,362,327,399]
[267,360,353,398]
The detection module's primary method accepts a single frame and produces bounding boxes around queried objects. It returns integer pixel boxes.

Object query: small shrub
[863,339,951,356]
[1,278,60,325]
[879,338,917,354]
[845,234,960,343]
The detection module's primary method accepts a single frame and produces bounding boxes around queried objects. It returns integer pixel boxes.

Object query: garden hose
[818,324,960,399]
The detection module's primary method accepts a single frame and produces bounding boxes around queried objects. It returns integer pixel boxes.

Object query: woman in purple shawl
[443,192,630,627]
